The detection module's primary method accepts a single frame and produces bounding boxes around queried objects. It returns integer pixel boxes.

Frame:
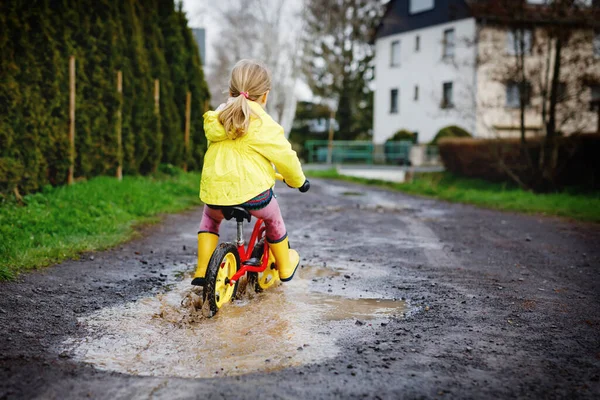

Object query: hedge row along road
[0,0,209,195]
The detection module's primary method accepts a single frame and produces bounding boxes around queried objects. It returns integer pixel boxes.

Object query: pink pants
[198,197,287,243]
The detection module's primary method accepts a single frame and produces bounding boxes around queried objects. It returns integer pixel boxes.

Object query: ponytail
[217,59,272,139]
[218,94,253,139]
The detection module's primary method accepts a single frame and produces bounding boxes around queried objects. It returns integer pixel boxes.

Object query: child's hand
[283,179,310,193]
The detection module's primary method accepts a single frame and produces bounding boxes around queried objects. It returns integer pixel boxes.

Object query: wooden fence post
[184,91,191,172]
[68,55,76,185]
[116,70,123,181]
[154,79,160,115]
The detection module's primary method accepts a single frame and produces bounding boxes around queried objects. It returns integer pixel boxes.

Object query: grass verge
[0,170,201,280]
[306,169,600,223]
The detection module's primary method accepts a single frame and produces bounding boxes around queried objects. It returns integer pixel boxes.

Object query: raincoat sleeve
[249,119,306,188]
[203,111,229,147]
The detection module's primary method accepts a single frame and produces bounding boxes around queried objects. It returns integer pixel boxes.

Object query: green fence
[305,140,413,165]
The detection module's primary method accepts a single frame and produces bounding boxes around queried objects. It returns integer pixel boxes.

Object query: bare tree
[302,0,384,140]
[203,0,304,136]
[464,0,600,190]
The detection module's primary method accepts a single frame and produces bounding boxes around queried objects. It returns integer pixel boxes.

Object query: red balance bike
[201,174,309,316]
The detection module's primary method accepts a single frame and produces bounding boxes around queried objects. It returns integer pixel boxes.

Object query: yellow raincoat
[200,101,306,206]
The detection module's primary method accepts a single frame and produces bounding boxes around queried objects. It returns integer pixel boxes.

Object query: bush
[384,130,414,165]
[157,163,183,177]
[387,129,417,143]
[0,157,24,194]
[432,125,472,145]
[438,134,600,190]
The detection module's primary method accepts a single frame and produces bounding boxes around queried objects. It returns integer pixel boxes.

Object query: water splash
[62,265,406,378]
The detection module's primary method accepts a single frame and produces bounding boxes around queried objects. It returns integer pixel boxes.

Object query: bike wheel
[203,243,240,316]
[248,239,279,292]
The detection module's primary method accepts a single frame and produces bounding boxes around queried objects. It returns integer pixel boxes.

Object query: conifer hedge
[0,0,210,195]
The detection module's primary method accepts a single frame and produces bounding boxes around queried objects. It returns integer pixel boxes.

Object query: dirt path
[1,178,599,399]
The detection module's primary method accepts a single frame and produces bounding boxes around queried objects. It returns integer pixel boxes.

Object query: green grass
[0,170,202,280]
[306,169,600,223]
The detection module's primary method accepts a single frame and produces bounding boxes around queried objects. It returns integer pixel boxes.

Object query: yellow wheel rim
[257,253,279,290]
[214,252,237,308]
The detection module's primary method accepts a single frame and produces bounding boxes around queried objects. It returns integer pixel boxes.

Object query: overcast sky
[180,0,313,101]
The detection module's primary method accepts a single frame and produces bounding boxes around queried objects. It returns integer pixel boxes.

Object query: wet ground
[1,178,600,399]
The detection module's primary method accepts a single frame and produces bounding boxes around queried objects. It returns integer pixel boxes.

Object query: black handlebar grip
[299,179,310,193]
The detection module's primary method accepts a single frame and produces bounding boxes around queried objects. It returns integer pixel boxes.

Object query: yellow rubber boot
[191,232,219,286]
[269,236,300,282]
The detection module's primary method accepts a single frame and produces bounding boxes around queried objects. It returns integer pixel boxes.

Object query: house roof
[470,1,600,29]
[374,0,472,40]
[374,0,600,41]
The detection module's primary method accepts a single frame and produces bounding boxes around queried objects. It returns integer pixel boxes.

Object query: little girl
[192,59,308,286]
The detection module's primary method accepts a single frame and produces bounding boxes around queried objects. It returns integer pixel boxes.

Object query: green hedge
[0,0,209,195]
[386,129,417,143]
[438,134,600,190]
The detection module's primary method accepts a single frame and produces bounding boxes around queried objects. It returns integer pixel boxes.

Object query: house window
[390,89,399,114]
[415,35,420,52]
[391,40,401,67]
[506,81,532,108]
[442,82,453,108]
[507,29,533,55]
[594,31,600,57]
[443,28,455,58]
[409,0,434,14]
[590,85,600,111]
[414,85,419,101]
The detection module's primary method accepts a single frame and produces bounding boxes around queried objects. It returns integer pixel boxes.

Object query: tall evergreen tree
[0,0,210,195]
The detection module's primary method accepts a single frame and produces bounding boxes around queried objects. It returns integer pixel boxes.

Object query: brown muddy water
[62,265,406,379]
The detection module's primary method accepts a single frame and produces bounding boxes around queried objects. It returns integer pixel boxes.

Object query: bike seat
[221,206,252,223]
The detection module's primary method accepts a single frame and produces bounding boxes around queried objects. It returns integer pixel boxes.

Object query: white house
[373,0,600,144]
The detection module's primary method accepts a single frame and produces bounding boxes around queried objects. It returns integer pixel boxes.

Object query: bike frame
[228,218,271,285]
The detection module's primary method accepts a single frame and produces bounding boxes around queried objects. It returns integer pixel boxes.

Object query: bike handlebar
[275,173,310,193]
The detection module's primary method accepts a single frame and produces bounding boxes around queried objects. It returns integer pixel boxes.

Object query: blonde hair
[218,59,271,139]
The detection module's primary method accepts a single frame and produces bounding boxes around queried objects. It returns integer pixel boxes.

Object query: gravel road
[1,178,599,399]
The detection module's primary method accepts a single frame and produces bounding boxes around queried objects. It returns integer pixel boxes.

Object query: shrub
[0,158,24,194]
[157,163,184,177]
[432,125,472,145]
[387,129,417,143]
[384,129,414,165]
[438,134,600,190]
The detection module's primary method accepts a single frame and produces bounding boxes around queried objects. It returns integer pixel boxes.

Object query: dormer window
[410,0,434,14]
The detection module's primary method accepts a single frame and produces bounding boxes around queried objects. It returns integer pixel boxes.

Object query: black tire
[203,243,240,317]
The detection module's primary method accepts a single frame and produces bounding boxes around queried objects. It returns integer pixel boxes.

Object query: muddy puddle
[62,264,406,379]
